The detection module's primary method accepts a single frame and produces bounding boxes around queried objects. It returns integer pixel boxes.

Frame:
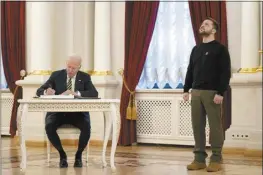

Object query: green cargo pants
[191,89,224,163]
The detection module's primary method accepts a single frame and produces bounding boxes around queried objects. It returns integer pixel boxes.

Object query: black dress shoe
[59,158,68,168]
[74,159,83,168]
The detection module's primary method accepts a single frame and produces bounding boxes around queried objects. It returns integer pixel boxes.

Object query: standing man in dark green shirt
[183,17,231,172]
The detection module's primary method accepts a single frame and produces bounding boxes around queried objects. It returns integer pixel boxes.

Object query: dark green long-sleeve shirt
[183,40,231,96]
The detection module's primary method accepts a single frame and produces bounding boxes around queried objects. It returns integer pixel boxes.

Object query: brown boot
[206,162,222,172]
[187,161,206,170]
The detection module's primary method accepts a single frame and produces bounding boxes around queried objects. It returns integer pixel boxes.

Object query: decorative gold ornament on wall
[238,68,258,73]
[257,50,263,72]
[28,70,53,75]
[85,70,113,76]
[239,50,263,73]
[27,70,114,76]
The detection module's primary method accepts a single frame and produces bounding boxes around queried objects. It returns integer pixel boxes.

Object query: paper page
[39,94,74,99]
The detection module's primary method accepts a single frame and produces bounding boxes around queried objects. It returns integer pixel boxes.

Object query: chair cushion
[57,124,80,134]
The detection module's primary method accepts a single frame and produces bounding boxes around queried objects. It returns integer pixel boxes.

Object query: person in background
[183,17,231,172]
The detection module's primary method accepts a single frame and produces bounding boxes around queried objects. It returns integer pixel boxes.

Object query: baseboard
[244,149,262,157]
[13,136,112,147]
[223,147,262,157]
[222,148,245,154]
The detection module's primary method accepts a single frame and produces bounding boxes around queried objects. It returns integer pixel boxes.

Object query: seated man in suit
[36,55,98,168]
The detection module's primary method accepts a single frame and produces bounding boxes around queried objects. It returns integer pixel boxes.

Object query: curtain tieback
[119,69,137,120]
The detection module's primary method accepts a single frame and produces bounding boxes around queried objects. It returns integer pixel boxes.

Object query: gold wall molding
[256,67,262,72]
[27,70,113,76]
[238,68,258,73]
[257,50,262,72]
[28,70,53,75]
[238,50,263,73]
[85,70,113,76]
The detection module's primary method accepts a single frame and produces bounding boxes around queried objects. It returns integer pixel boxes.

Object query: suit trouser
[45,112,91,154]
[191,89,224,163]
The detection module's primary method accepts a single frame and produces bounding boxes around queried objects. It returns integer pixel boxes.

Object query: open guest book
[37,94,101,99]
[39,94,75,99]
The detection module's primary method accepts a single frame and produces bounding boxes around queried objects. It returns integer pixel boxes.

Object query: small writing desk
[17,98,121,172]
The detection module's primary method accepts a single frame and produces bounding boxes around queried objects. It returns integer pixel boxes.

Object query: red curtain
[1,1,26,137]
[188,1,231,131]
[119,1,159,146]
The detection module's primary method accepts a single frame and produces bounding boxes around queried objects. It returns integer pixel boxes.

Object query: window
[137,1,196,89]
[0,55,8,89]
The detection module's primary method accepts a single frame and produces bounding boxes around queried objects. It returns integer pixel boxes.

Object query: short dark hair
[205,17,219,31]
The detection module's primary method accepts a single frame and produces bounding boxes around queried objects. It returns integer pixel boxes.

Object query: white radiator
[0,90,13,135]
[136,89,210,146]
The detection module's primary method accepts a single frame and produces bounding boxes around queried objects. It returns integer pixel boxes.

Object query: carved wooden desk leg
[17,104,28,172]
[102,111,112,168]
[110,103,121,171]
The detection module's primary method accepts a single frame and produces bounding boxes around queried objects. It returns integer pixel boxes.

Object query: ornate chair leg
[86,141,90,166]
[47,136,51,165]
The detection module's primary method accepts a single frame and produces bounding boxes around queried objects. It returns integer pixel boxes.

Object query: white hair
[67,54,82,65]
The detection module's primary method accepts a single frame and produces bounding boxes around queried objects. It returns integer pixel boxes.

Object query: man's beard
[199,29,211,36]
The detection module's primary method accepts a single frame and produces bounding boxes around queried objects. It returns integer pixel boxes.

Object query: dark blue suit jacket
[36,69,98,119]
